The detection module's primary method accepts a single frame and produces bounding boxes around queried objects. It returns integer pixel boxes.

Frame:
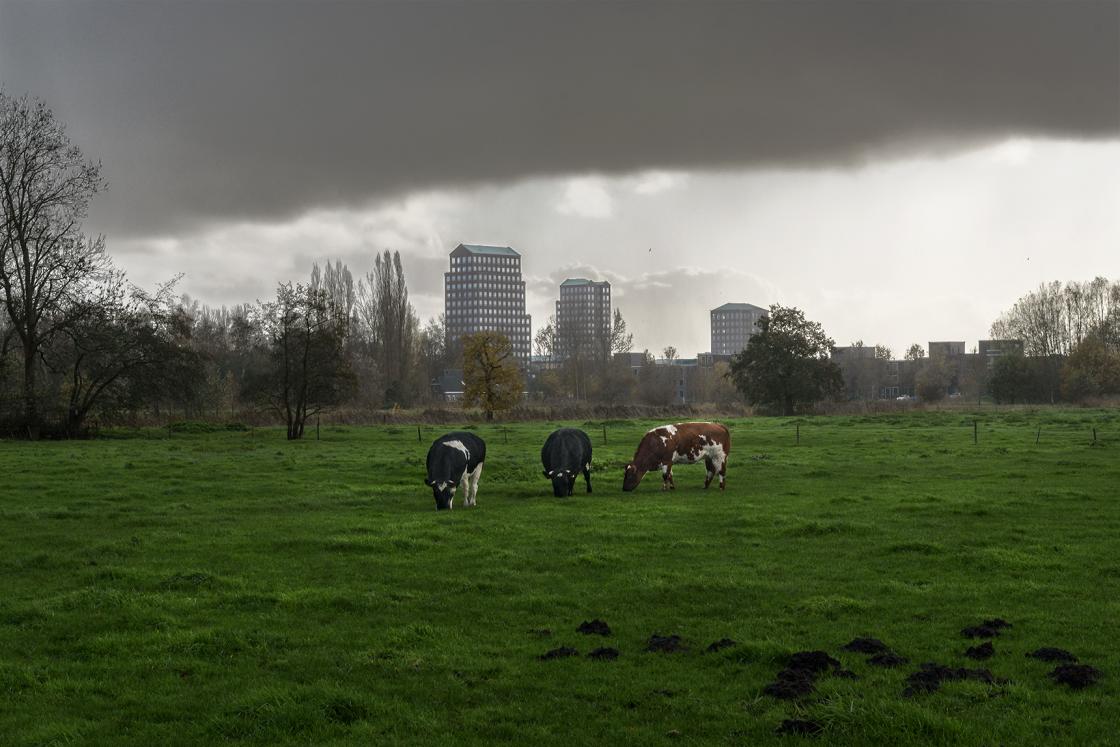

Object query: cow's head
[622,463,646,492]
[425,478,456,510]
[544,468,575,497]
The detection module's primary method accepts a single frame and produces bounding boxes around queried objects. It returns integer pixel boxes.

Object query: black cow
[424,431,486,510]
[541,428,593,497]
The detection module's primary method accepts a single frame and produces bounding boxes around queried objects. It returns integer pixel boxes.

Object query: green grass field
[2,410,1119,745]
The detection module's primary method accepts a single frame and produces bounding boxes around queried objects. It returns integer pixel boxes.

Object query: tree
[533,316,558,363]
[46,276,199,434]
[987,352,1032,404]
[728,304,843,415]
[246,283,353,439]
[874,344,892,361]
[357,250,418,406]
[662,346,678,363]
[0,93,109,436]
[915,359,949,403]
[904,344,926,361]
[461,331,523,420]
[1061,334,1120,401]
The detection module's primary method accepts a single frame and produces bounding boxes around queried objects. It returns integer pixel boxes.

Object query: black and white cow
[424,431,486,510]
[541,427,593,497]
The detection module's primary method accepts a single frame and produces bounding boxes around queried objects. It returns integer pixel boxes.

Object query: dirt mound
[646,634,688,653]
[764,650,848,699]
[961,625,1001,639]
[1050,664,1101,689]
[706,638,737,653]
[868,652,909,668]
[961,618,1012,639]
[903,662,1002,696]
[841,638,889,654]
[577,619,612,636]
[764,668,818,699]
[1027,648,1078,663]
[538,647,579,660]
[834,669,859,679]
[965,642,994,660]
[787,650,842,673]
[587,647,619,660]
[775,719,823,736]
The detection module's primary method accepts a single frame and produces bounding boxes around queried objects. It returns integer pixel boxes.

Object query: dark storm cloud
[1,1,1116,237]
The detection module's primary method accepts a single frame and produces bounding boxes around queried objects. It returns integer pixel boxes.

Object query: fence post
[1035,425,1041,445]
[973,420,977,445]
[796,423,800,446]
[603,424,607,444]
[316,414,320,441]
[417,425,422,443]
[1093,428,1097,445]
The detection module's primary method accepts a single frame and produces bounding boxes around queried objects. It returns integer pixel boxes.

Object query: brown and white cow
[622,422,731,492]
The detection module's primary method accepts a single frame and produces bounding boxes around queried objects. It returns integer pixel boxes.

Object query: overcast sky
[2,1,1117,355]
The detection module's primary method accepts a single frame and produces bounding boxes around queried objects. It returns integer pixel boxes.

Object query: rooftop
[453,243,520,257]
[560,278,609,287]
[712,302,768,313]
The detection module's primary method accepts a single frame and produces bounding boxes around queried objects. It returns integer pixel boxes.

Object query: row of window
[451,255,519,266]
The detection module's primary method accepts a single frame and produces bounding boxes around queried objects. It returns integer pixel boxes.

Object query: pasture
[2,410,1118,745]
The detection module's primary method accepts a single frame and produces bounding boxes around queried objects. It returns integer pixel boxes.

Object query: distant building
[710,302,768,356]
[979,339,1024,366]
[830,345,877,363]
[555,278,611,359]
[928,341,966,358]
[444,243,532,363]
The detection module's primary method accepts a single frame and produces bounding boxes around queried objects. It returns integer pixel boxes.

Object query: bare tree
[357,250,418,405]
[0,93,108,436]
[247,283,353,439]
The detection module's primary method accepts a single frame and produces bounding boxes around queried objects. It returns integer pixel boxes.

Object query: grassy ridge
[1,411,1119,745]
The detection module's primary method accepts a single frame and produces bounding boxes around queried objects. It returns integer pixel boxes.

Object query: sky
[1,0,1117,356]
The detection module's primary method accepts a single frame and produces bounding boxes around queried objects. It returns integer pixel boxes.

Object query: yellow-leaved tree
[461,332,523,421]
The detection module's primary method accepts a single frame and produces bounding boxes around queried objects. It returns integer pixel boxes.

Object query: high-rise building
[710,302,767,356]
[444,244,531,363]
[555,278,611,359]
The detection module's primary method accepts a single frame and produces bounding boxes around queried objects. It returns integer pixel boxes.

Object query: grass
[1,409,1118,745]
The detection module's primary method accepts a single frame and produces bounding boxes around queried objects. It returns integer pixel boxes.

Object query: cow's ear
[424,478,435,486]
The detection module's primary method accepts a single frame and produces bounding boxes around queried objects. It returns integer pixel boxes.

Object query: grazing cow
[424,431,486,510]
[622,422,731,492]
[541,428,593,497]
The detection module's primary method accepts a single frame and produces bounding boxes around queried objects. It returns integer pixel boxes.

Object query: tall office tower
[444,244,532,363]
[555,278,611,359]
[710,302,768,355]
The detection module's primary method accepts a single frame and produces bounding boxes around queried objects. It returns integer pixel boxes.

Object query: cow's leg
[718,455,727,491]
[704,456,715,489]
[584,463,593,493]
[467,462,483,506]
[660,464,671,491]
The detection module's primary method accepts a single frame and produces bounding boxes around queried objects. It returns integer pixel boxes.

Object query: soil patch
[982,618,1012,630]
[961,625,1001,639]
[965,642,994,660]
[764,668,818,699]
[1028,648,1077,663]
[577,619,612,636]
[706,638,737,653]
[903,662,1002,697]
[646,634,688,653]
[1050,664,1101,689]
[868,652,909,668]
[539,647,579,661]
[776,719,823,736]
[587,647,619,660]
[764,650,847,699]
[841,638,889,654]
[787,650,842,673]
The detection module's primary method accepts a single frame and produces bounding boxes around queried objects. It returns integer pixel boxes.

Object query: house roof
[453,243,520,257]
[711,302,768,313]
